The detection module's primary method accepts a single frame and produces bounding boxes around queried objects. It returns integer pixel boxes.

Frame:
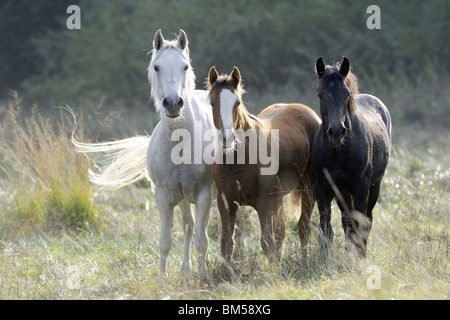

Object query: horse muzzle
[163,96,184,118]
[222,129,235,149]
[327,124,347,147]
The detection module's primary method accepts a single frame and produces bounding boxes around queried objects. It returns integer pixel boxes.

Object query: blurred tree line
[0,0,448,112]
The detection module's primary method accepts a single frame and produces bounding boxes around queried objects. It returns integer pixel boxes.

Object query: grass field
[0,95,448,300]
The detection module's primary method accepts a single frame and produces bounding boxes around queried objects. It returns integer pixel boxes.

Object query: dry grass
[0,94,448,300]
[0,92,97,234]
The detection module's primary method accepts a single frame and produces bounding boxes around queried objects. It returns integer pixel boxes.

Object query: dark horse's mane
[318,62,360,114]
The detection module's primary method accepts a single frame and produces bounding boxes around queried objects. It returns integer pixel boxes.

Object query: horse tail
[290,166,316,249]
[72,135,151,190]
[66,106,151,190]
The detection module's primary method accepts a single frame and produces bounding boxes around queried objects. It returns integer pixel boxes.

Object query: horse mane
[148,39,196,111]
[318,62,360,114]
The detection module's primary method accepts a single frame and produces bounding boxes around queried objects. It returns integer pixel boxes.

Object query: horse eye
[184,65,189,71]
[153,65,159,72]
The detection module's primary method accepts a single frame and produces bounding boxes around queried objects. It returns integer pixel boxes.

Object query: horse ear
[340,56,351,78]
[177,29,188,51]
[231,66,241,88]
[153,29,164,51]
[208,66,219,86]
[315,57,325,78]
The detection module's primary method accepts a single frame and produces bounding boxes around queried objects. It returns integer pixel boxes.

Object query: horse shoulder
[354,95,391,150]
[192,89,209,104]
[355,94,391,137]
[191,90,214,125]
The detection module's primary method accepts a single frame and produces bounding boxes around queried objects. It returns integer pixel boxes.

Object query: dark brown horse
[312,57,391,258]
[207,66,321,263]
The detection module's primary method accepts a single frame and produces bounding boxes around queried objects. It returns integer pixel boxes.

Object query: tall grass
[0,79,448,299]
[0,92,98,235]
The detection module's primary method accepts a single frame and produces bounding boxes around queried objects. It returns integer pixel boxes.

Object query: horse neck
[235,104,263,132]
[233,104,271,155]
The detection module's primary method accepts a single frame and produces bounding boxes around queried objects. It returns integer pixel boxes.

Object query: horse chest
[313,138,370,183]
[214,164,259,206]
[148,130,212,202]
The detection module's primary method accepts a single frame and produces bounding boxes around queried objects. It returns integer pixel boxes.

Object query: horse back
[355,94,391,142]
[259,103,321,170]
[259,103,321,146]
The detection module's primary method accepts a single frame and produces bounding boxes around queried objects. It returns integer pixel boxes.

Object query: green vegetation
[2,1,448,114]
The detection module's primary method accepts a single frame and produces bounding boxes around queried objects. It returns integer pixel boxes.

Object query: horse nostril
[163,97,183,110]
[177,98,184,109]
[163,98,169,108]
[327,127,335,137]
[328,126,346,140]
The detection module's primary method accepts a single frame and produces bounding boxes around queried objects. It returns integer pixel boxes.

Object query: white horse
[73,29,215,275]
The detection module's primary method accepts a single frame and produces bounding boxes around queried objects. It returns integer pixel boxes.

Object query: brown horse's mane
[318,62,360,114]
[207,74,266,131]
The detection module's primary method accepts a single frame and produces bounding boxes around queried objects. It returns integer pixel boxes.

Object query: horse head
[315,56,359,148]
[207,66,244,149]
[148,29,195,118]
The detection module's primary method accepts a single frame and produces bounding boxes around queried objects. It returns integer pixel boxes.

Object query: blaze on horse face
[316,57,353,148]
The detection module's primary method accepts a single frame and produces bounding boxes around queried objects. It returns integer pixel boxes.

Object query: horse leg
[351,179,371,258]
[336,194,355,253]
[315,182,334,246]
[366,182,380,222]
[218,191,237,262]
[178,199,194,275]
[359,181,380,256]
[194,186,212,275]
[273,199,286,262]
[155,188,174,275]
[298,186,315,261]
[257,198,278,263]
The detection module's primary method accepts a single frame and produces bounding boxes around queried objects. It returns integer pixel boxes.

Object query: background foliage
[1,0,448,121]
